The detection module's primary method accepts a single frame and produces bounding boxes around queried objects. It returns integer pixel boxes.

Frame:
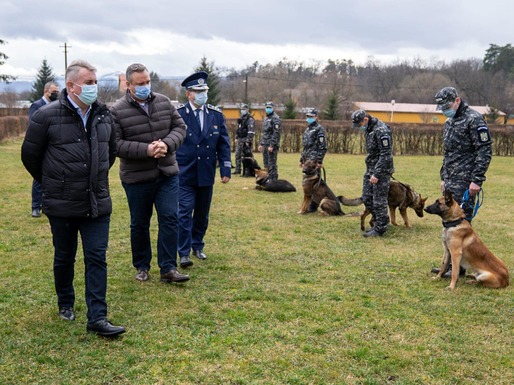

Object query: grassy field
[0,137,512,385]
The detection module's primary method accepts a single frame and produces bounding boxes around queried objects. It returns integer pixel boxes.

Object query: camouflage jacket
[300,121,327,164]
[260,112,281,148]
[440,100,492,187]
[364,117,394,177]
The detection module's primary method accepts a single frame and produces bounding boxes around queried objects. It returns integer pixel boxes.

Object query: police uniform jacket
[176,102,231,187]
[300,121,327,164]
[21,90,116,218]
[364,117,394,177]
[111,91,186,184]
[440,100,492,187]
[236,114,255,142]
[260,112,281,148]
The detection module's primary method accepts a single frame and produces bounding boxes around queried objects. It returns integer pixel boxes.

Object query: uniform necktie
[195,109,202,130]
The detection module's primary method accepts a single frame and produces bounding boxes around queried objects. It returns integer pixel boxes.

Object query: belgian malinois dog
[298,160,345,215]
[424,190,509,290]
[339,180,427,230]
[255,168,296,192]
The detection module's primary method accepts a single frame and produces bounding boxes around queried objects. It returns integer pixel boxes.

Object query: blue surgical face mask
[240,109,247,115]
[306,117,316,124]
[442,108,456,118]
[134,84,151,100]
[358,125,367,132]
[194,91,208,106]
[265,107,273,114]
[74,83,98,105]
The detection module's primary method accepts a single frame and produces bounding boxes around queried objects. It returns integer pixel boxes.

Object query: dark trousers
[362,173,390,233]
[178,185,213,257]
[122,174,179,274]
[48,214,110,323]
[32,179,42,210]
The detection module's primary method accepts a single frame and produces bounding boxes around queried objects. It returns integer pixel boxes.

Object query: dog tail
[338,196,363,206]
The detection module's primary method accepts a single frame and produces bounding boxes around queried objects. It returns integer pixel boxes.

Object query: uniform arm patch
[477,126,491,143]
[380,135,390,148]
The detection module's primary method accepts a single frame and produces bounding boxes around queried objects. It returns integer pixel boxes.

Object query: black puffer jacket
[111,92,186,184]
[21,90,116,218]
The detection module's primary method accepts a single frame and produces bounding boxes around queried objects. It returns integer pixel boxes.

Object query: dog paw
[445,285,455,290]
[432,276,441,281]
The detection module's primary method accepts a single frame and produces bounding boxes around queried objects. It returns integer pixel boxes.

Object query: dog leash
[461,188,484,221]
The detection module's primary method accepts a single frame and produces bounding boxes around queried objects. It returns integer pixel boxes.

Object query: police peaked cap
[181,71,209,90]
[435,87,458,110]
[306,108,318,117]
[264,101,273,107]
[241,103,249,109]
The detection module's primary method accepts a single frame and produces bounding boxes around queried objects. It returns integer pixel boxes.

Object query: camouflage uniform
[300,120,327,165]
[440,100,492,221]
[234,113,255,175]
[362,117,394,234]
[260,111,281,180]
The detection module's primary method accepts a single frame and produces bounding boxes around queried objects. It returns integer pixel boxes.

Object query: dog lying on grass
[255,168,296,192]
[424,190,509,290]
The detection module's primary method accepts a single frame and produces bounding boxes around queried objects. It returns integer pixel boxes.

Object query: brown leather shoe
[135,269,149,281]
[160,269,190,283]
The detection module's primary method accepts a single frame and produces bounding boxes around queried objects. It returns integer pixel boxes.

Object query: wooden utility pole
[60,42,71,74]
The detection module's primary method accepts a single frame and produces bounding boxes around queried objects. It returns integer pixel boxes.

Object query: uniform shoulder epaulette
[207,104,222,112]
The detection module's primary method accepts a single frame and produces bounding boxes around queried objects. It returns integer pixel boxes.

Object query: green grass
[1,137,513,385]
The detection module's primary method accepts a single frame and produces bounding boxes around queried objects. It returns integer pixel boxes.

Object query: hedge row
[3,115,514,156]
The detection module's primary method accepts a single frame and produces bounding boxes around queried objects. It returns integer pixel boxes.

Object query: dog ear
[444,190,453,205]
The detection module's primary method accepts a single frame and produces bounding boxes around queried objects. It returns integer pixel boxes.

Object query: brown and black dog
[424,190,509,290]
[339,180,427,230]
[298,159,345,215]
[255,168,296,192]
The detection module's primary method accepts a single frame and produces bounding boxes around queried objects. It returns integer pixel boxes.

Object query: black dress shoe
[59,307,75,321]
[431,266,466,278]
[194,250,207,260]
[87,319,125,337]
[160,269,190,283]
[180,255,193,268]
[32,209,41,218]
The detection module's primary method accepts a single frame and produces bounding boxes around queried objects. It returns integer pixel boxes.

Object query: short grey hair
[126,63,148,83]
[44,81,58,91]
[65,60,97,82]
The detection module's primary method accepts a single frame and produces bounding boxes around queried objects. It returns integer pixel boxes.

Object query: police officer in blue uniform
[176,71,231,268]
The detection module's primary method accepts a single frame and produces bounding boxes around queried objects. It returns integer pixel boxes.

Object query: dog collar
[442,219,464,228]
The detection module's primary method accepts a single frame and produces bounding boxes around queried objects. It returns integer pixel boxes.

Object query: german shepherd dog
[339,180,427,230]
[255,168,296,192]
[424,190,509,290]
[242,142,261,177]
[298,159,345,215]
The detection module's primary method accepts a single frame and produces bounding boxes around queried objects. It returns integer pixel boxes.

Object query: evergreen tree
[194,57,221,106]
[322,92,340,120]
[30,59,56,102]
[282,95,297,119]
[483,44,514,75]
[0,39,16,83]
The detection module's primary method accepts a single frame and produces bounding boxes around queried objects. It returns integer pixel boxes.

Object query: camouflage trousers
[262,148,278,180]
[362,173,390,233]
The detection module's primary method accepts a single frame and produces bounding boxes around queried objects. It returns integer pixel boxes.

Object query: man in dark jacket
[28,81,59,218]
[21,59,125,337]
[234,103,255,176]
[111,63,189,283]
[176,71,231,266]
[351,109,394,237]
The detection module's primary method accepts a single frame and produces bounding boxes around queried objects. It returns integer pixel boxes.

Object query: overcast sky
[0,0,512,80]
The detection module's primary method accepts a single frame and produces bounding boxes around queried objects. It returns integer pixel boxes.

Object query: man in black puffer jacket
[21,59,125,337]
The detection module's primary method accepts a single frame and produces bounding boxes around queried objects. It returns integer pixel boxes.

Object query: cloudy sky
[0,0,512,81]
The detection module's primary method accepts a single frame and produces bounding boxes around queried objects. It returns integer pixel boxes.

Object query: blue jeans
[48,214,110,323]
[122,174,179,274]
[32,179,42,210]
[178,185,213,257]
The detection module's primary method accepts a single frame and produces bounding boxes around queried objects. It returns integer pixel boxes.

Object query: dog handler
[299,108,327,213]
[431,86,492,277]
[351,109,394,237]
